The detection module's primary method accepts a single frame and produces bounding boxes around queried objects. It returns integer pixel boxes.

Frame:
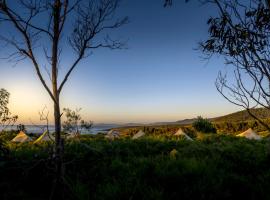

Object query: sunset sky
[0,0,241,124]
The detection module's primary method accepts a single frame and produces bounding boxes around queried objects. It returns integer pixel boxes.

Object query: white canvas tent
[34,131,55,144]
[236,128,262,140]
[132,130,145,140]
[11,131,32,143]
[105,130,120,140]
[174,128,193,141]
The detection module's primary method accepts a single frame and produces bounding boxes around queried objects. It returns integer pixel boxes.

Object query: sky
[0,0,242,124]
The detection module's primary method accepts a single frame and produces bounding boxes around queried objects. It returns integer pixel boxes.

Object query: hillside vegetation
[213,108,270,123]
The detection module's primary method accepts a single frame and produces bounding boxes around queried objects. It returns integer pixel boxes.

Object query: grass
[0,133,270,199]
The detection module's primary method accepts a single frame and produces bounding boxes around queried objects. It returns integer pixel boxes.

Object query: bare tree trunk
[52,0,61,139]
[51,0,63,192]
[0,0,127,197]
[53,98,61,149]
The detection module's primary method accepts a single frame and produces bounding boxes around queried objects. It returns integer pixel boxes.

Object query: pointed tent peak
[174,128,193,141]
[244,128,254,133]
[237,128,256,136]
[105,129,120,140]
[17,131,26,136]
[136,130,145,135]
[107,130,119,134]
[236,128,262,140]
[11,131,32,143]
[174,128,185,136]
[34,130,55,144]
[132,130,146,140]
[107,130,120,136]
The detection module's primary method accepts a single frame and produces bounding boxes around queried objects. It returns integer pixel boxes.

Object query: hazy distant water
[0,124,119,134]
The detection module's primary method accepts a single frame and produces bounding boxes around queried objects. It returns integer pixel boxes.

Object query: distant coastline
[0,124,120,134]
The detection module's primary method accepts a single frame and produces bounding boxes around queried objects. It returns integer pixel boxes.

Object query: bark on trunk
[51,0,63,194]
[54,101,61,150]
[52,0,61,157]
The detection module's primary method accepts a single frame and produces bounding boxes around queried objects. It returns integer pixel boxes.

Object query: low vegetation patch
[0,134,270,200]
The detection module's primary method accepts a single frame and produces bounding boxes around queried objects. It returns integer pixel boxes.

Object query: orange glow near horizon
[4,72,240,125]
[7,85,240,125]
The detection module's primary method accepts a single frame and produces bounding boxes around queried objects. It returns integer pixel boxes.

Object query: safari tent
[236,128,262,140]
[11,131,32,143]
[174,128,193,141]
[34,131,54,144]
[105,130,120,140]
[132,130,146,139]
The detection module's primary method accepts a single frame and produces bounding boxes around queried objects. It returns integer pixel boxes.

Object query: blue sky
[0,0,241,124]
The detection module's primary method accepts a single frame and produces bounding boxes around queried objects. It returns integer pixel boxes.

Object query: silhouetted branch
[58,0,128,93]
[0,0,56,103]
[202,0,270,130]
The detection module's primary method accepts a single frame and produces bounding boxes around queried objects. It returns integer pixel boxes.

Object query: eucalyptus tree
[164,0,270,130]
[200,0,270,130]
[0,88,17,130]
[63,108,93,135]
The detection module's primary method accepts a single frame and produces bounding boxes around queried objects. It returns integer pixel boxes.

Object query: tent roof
[236,128,262,140]
[107,130,119,134]
[132,130,145,139]
[34,131,54,144]
[11,131,32,143]
[105,130,120,140]
[174,128,193,141]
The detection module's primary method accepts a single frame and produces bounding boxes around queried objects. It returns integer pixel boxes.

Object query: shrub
[192,116,217,133]
[0,138,9,158]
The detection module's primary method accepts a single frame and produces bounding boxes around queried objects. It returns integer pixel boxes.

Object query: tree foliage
[201,0,270,130]
[63,108,93,135]
[0,89,17,130]
[192,116,216,133]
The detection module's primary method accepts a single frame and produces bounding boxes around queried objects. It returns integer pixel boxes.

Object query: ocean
[0,124,119,134]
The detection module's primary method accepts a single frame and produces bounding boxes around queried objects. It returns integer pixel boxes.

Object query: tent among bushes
[105,130,120,140]
[34,131,54,144]
[132,130,145,139]
[174,128,193,141]
[11,131,32,143]
[236,128,262,140]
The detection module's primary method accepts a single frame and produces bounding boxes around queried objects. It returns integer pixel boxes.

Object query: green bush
[192,116,217,133]
[0,138,9,158]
